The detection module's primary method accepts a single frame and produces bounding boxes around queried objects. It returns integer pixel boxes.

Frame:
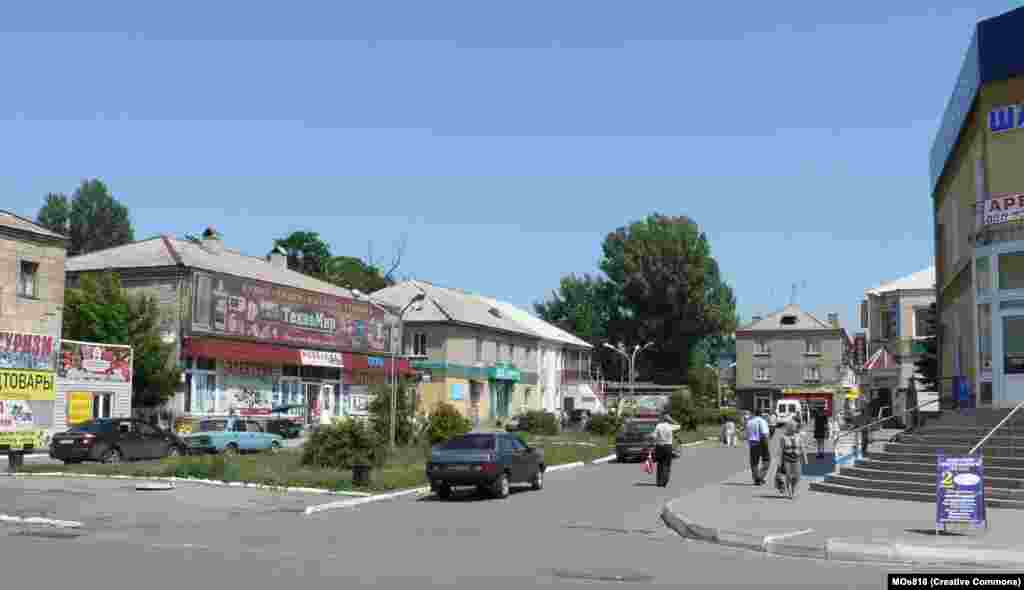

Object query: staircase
[810,409,1024,509]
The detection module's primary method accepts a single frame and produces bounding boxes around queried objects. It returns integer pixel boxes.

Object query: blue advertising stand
[936,452,987,534]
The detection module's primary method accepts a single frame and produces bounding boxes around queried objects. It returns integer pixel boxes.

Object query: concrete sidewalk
[662,465,1024,568]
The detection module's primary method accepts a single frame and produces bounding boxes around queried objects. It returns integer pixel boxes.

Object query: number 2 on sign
[942,471,954,488]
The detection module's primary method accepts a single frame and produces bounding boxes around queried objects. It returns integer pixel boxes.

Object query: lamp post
[604,342,653,397]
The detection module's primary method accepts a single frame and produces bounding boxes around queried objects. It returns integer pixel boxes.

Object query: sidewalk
[663,463,1024,568]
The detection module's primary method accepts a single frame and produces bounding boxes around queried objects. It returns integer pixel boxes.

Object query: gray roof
[66,235,357,299]
[372,280,592,349]
[0,210,68,241]
[739,304,832,332]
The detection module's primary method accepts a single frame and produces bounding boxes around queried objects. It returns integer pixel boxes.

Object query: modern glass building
[931,7,1024,407]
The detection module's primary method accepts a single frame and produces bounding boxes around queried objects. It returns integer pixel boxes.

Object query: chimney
[200,227,224,255]
[828,313,840,328]
[267,245,287,269]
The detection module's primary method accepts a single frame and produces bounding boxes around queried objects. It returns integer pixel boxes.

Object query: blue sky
[2,2,1020,333]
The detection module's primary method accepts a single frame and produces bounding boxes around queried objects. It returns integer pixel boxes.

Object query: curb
[0,514,83,529]
[660,498,1024,568]
[3,472,372,498]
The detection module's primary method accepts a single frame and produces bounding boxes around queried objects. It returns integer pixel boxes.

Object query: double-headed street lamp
[603,341,653,396]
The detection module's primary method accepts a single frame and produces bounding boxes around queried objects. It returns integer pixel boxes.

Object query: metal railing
[831,398,941,469]
[968,399,1024,455]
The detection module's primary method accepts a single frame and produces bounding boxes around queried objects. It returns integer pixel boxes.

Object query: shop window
[92,393,113,419]
[976,256,992,295]
[18,260,38,298]
[189,373,218,413]
[413,333,427,357]
[999,253,1024,291]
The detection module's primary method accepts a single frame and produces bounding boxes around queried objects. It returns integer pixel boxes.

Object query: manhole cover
[551,569,654,583]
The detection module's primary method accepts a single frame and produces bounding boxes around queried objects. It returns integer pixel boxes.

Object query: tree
[36,193,70,236]
[272,231,405,293]
[367,380,417,446]
[63,272,180,407]
[914,302,939,393]
[600,214,737,384]
[63,179,134,256]
[274,231,332,277]
[325,256,390,293]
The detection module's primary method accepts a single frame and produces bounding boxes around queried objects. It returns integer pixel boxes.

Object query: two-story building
[0,211,68,438]
[372,280,594,425]
[735,304,855,420]
[66,230,410,430]
[859,266,937,420]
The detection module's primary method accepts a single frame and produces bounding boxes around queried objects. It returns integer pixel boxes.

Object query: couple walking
[744,410,805,493]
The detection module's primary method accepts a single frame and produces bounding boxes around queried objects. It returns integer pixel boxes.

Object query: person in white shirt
[653,413,680,487]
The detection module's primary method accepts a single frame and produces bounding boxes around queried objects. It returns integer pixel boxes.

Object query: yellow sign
[846,387,861,400]
[0,370,55,400]
[67,392,93,425]
[0,429,45,450]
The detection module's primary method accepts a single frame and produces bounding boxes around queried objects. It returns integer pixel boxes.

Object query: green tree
[64,179,135,256]
[600,214,737,384]
[63,272,180,407]
[36,193,70,236]
[914,302,939,392]
[274,231,333,277]
[326,256,390,293]
[367,380,417,446]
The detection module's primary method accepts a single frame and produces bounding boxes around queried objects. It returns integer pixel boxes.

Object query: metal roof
[866,266,935,296]
[0,210,68,241]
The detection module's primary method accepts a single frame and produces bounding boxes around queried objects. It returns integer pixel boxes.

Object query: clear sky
[2,2,1019,333]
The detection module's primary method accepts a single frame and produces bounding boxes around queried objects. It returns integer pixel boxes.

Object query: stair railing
[968,400,1024,456]
[831,398,941,473]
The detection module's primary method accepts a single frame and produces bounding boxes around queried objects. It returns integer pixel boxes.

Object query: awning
[182,338,301,365]
[343,353,417,375]
[864,347,899,371]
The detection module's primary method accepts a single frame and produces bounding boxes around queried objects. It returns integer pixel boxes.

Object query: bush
[368,383,416,446]
[667,392,700,431]
[586,413,623,437]
[519,410,559,435]
[301,418,388,469]
[425,402,473,446]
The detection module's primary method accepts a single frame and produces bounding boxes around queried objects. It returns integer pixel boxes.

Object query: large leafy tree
[325,256,390,293]
[63,272,181,407]
[914,302,939,392]
[274,231,333,277]
[36,193,70,236]
[273,231,402,293]
[37,180,134,255]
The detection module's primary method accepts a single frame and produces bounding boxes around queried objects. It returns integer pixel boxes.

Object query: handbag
[643,449,654,474]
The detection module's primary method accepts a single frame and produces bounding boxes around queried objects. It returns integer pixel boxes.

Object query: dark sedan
[50,418,185,464]
[426,433,545,500]
[614,418,659,462]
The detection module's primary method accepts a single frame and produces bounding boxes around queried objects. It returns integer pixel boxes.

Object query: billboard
[976,193,1024,229]
[58,340,132,383]
[0,331,56,371]
[190,272,393,354]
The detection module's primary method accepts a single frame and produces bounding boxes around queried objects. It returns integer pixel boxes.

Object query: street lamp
[604,342,653,397]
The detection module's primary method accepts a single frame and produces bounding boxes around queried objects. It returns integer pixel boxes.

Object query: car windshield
[439,435,496,451]
[626,422,657,433]
[68,421,114,434]
[197,420,228,432]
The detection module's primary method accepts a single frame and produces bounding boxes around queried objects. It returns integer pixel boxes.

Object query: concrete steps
[809,480,1024,509]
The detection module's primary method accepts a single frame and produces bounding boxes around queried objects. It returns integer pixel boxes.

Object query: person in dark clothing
[813,410,828,458]
[745,411,771,485]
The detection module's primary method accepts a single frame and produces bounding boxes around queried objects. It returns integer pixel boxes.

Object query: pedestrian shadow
[632,482,659,487]
[755,494,793,500]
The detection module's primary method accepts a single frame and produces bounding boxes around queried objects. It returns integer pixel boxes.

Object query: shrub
[368,383,416,446]
[520,410,559,435]
[301,418,388,469]
[425,402,473,446]
[667,392,700,431]
[586,413,623,437]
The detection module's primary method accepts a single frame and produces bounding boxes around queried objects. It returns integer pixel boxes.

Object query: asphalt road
[0,444,912,588]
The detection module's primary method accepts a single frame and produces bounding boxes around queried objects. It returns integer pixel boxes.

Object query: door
[303,382,323,425]
[229,418,246,449]
[135,422,167,459]
[470,382,482,428]
[115,420,146,460]
[245,420,265,450]
[1002,314,1024,404]
[506,435,533,482]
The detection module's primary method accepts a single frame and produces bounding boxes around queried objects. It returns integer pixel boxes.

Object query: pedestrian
[775,419,806,497]
[768,412,778,438]
[653,412,680,487]
[744,411,771,485]
[723,415,737,447]
[813,409,828,458]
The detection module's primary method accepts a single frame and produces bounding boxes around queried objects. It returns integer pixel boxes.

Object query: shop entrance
[1002,314,1024,404]
[303,382,322,425]
[490,381,511,420]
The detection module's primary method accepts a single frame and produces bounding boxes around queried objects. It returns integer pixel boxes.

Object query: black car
[426,433,545,500]
[50,418,185,464]
[264,418,303,439]
[615,418,659,462]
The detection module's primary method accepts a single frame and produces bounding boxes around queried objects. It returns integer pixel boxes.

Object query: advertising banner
[976,193,1024,228]
[67,392,94,426]
[191,272,392,354]
[0,331,57,371]
[223,373,273,416]
[937,454,986,528]
[300,350,344,368]
[0,370,55,400]
[0,429,45,450]
[0,399,35,431]
[58,340,132,383]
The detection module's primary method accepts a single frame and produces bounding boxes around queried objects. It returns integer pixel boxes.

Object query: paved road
[0,444,914,588]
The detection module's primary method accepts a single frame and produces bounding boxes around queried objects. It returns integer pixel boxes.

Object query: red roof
[864,347,898,371]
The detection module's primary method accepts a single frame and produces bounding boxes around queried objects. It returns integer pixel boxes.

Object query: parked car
[263,418,303,439]
[426,433,545,500]
[50,418,186,464]
[614,417,659,462]
[182,417,284,455]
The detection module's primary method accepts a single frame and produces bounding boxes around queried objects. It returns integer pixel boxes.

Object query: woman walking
[776,420,806,498]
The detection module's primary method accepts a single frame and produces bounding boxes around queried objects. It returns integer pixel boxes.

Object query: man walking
[653,413,680,487]
[745,411,771,485]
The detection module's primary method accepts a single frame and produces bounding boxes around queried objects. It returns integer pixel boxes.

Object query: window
[189,373,218,414]
[804,367,821,382]
[979,304,992,372]
[879,309,892,340]
[92,393,113,419]
[913,308,932,339]
[780,315,797,326]
[17,260,38,298]
[439,434,495,451]
[755,396,771,413]
[118,421,133,434]
[804,339,820,355]
[999,253,1024,291]
[193,274,213,328]
[413,333,427,356]
[754,367,770,382]
[475,336,483,362]
[754,340,771,355]
[977,256,992,295]
[507,436,526,451]
[245,421,263,433]
[1004,316,1024,374]
[509,344,516,363]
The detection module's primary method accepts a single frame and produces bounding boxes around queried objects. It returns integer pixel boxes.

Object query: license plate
[59,440,73,445]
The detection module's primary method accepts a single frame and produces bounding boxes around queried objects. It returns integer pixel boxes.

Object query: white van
[775,399,803,424]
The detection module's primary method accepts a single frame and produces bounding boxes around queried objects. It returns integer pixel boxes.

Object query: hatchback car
[426,433,545,500]
[614,418,659,462]
[50,418,185,464]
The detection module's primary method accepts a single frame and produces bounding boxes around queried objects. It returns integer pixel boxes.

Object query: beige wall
[0,234,66,340]
[737,330,844,389]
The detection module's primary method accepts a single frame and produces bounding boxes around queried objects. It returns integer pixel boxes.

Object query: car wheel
[492,473,510,499]
[269,441,282,454]
[531,467,544,491]
[223,444,239,456]
[615,454,624,463]
[438,484,453,500]
[101,448,122,464]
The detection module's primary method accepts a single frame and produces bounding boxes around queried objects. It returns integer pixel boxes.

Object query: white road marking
[0,513,83,528]
[592,454,617,464]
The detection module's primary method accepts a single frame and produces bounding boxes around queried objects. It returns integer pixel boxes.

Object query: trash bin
[352,464,372,487]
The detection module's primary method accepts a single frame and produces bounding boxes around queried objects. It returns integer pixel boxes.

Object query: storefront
[55,340,133,432]
[488,362,521,420]
[0,330,57,450]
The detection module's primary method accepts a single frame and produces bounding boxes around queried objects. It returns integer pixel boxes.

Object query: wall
[738,331,844,388]
[735,337,755,389]
[0,233,66,340]
[54,380,132,433]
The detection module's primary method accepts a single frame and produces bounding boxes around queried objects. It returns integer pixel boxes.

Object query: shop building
[735,304,857,419]
[372,280,593,425]
[930,6,1024,408]
[65,230,410,429]
[0,211,68,446]
[858,267,937,420]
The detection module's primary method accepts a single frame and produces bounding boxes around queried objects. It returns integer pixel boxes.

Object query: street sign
[936,453,986,531]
